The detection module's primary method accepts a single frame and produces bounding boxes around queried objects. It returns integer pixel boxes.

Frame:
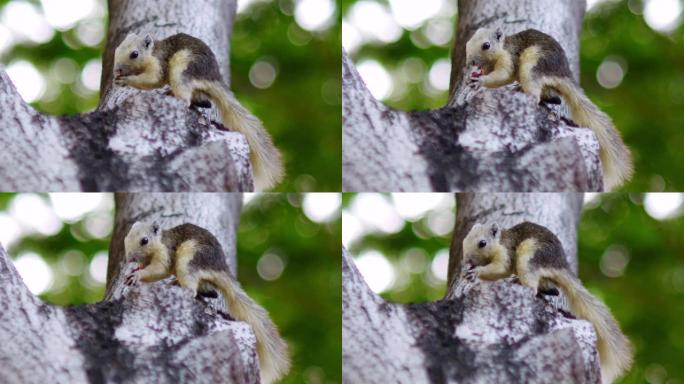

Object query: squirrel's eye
[140,237,149,246]
[482,42,491,50]
[130,51,139,59]
[478,240,487,248]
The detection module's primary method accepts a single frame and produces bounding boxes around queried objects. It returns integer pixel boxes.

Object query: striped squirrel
[124,221,290,383]
[465,28,633,190]
[462,222,632,383]
[113,33,284,191]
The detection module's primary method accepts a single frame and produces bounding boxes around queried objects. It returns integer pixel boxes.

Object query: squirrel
[465,27,633,191]
[462,221,633,383]
[123,221,290,383]
[113,32,284,191]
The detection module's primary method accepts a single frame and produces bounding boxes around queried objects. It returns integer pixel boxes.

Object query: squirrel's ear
[152,221,160,235]
[143,34,153,49]
[495,28,503,41]
[490,223,499,237]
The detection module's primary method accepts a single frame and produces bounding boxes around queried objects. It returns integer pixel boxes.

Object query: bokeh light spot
[257,252,286,281]
[294,0,336,31]
[596,58,626,89]
[430,249,449,281]
[428,58,451,91]
[644,193,683,220]
[388,0,443,30]
[356,60,392,100]
[350,194,403,234]
[10,194,62,235]
[49,193,105,222]
[354,250,395,293]
[302,193,341,223]
[89,251,108,283]
[41,0,96,30]
[81,59,102,91]
[15,252,53,294]
[644,0,682,32]
[6,61,46,103]
[249,60,278,89]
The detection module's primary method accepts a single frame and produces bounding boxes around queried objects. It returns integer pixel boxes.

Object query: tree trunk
[342,193,602,383]
[0,193,261,384]
[0,0,253,192]
[342,0,602,192]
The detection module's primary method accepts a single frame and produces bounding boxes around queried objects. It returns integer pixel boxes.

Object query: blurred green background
[343,193,684,384]
[342,0,684,191]
[0,192,341,384]
[0,0,341,192]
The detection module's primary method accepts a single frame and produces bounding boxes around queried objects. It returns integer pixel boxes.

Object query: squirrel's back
[154,33,223,83]
[504,29,573,79]
[502,221,571,271]
[163,223,229,272]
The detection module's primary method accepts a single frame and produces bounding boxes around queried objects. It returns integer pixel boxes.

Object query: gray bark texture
[0,0,253,192]
[342,0,603,192]
[343,193,603,383]
[0,193,262,384]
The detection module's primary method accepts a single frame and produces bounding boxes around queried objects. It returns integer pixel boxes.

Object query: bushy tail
[200,81,284,190]
[547,77,633,190]
[214,273,290,383]
[547,270,633,383]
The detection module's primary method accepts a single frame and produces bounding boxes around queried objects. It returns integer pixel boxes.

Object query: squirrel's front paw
[467,76,482,88]
[468,68,483,86]
[114,77,128,86]
[464,266,479,280]
[125,271,140,286]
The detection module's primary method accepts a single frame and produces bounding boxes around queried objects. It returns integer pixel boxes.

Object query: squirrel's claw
[125,271,140,286]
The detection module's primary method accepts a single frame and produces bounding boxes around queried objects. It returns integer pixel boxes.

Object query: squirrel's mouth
[114,66,143,79]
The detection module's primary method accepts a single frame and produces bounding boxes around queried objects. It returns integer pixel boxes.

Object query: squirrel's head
[462,222,500,269]
[124,221,162,264]
[113,33,154,79]
[465,27,504,69]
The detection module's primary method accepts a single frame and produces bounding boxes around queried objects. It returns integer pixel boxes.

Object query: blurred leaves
[238,193,341,384]
[231,1,341,192]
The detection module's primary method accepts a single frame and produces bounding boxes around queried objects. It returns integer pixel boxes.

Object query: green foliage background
[343,193,684,384]
[343,0,684,191]
[0,193,341,384]
[0,0,341,192]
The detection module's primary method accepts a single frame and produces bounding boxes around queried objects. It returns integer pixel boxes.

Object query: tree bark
[0,193,261,384]
[342,0,602,192]
[0,0,253,192]
[342,193,602,383]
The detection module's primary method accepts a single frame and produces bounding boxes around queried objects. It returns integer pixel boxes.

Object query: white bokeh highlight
[15,252,53,294]
[6,61,46,103]
[644,0,683,32]
[644,193,683,220]
[302,193,341,223]
[354,250,395,293]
